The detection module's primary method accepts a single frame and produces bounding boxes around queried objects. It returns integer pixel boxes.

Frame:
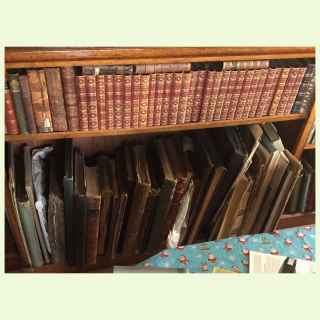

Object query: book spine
[240,70,258,119]
[177,72,192,124]
[227,70,246,120]
[86,76,99,130]
[139,74,150,127]
[136,63,191,74]
[153,73,165,126]
[268,68,290,115]
[131,74,141,128]
[60,67,80,131]
[105,75,114,129]
[96,75,107,130]
[206,71,223,121]
[191,70,207,122]
[5,89,20,134]
[147,74,157,126]
[75,76,89,131]
[213,71,231,120]
[168,73,183,125]
[18,75,37,133]
[45,68,68,131]
[220,70,238,120]
[113,75,124,129]
[199,71,216,122]
[86,207,100,265]
[161,73,173,125]
[123,75,132,128]
[185,71,198,123]
[223,60,269,70]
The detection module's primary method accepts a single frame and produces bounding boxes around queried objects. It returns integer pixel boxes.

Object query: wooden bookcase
[4,47,316,273]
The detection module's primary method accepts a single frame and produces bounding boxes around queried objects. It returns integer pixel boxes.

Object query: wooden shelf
[304,143,315,150]
[277,212,315,229]
[5,114,305,143]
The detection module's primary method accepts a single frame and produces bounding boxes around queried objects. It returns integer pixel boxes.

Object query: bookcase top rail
[5,47,315,69]
[5,114,305,143]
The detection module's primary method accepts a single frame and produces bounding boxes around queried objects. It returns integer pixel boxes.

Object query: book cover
[131,74,141,128]
[161,73,173,125]
[185,71,198,123]
[199,71,216,122]
[240,70,257,119]
[86,75,99,130]
[177,72,192,124]
[96,75,107,130]
[191,70,207,122]
[76,76,89,131]
[147,73,157,126]
[213,70,231,120]
[123,75,132,129]
[105,75,115,129]
[5,88,20,135]
[153,73,165,126]
[139,74,150,127]
[220,70,238,120]
[206,71,223,121]
[113,75,124,129]
[168,73,183,125]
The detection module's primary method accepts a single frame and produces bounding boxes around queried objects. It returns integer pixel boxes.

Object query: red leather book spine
[113,75,124,129]
[191,70,207,122]
[177,72,192,124]
[5,89,20,134]
[131,74,141,128]
[139,74,150,127]
[161,73,173,125]
[123,75,132,128]
[153,73,165,126]
[76,76,89,131]
[284,67,307,114]
[206,71,223,121]
[168,73,183,125]
[185,71,198,123]
[213,70,231,120]
[248,69,268,118]
[86,75,99,130]
[96,75,107,130]
[147,74,157,126]
[199,71,216,122]
[268,68,290,115]
[220,70,238,120]
[227,70,246,120]
[240,70,257,119]
[105,75,114,129]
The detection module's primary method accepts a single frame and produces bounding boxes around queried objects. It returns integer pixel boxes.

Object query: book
[39,70,54,131]
[241,70,259,119]
[206,71,223,121]
[105,75,115,129]
[139,74,150,127]
[96,75,107,130]
[76,76,89,131]
[135,63,191,74]
[113,75,124,129]
[147,74,157,126]
[5,87,20,135]
[223,60,269,70]
[161,73,173,125]
[86,75,99,130]
[297,160,314,212]
[123,75,132,128]
[185,71,198,122]
[199,71,216,122]
[191,71,207,122]
[177,73,192,124]
[82,65,134,75]
[131,75,141,128]
[213,70,231,120]
[220,70,238,120]
[168,73,183,125]
[154,73,165,126]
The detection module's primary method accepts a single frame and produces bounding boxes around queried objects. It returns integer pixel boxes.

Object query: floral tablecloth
[138,225,315,273]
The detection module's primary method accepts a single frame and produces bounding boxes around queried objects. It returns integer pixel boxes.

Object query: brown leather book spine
[147,74,157,126]
[220,70,238,120]
[27,70,53,132]
[76,76,89,131]
[5,89,20,134]
[284,67,307,114]
[96,75,107,130]
[154,73,165,126]
[61,67,80,131]
[18,75,37,133]
[123,75,132,128]
[113,75,124,129]
[206,71,223,121]
[86,207,100,265]
[105,75,114,129]
[227,70,246,120]
[136,63,191,74]
[85,76,99,130]
[268,68,290,115]
[191,70,207,122]
[139,74,150,127]
[199,71,216,122]
[177,72,192,124]
[131,74,141,128]
[161,73,173,125]
[45,68,68,131]
[213,70,231,120]
[168,73,183,125]
[240,70,257,119]
[185,71,198,123]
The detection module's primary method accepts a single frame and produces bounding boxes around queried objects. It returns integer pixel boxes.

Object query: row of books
[5,59,315,134]
[6,123,303,268]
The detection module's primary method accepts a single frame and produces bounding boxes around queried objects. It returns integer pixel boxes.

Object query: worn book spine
[139,74,150,127]
[153,73,165,126]
[227,70,246,120]
[18,75,37,133]
[206,71,223,121]
[5,89,20,134]
[113,75,124,129]
[83,65,134,75]
[191,70,207,122]
[177,72,192,124]
[213,71,231,120]
[136,63,191,74]
[45,68,68,131]
[123,75,132,128]
[27,70,53,132]
[76,76,89,131]
[86,205,101,265]
[223,60,269,70]
[131,74,141,128]
[168,73,183,125]
[147,74,157,126]
[61,67,80,131]
[220,70,238,120]
[96,75,107,130]
[160,73,173,125]
[199,71,216,122]
[240,70,257,119]
[105,75,114,129]
[85,75,99,130]
[268,68,290,115]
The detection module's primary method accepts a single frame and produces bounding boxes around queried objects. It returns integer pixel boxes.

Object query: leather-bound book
[44,68,68,131]
[139,74,150,127]
[75,76,89,131]
[177,72,192,124]
[113,75,124,129]
[287,173,303,213]
[85,75,99,130]
[131,74,141,128]
[84,165,101,265]
[105,75,115,129]
[161,73,173,125]
[185,71,198,123]
[5,87,20,134]
[206,71,223,121]
[135,63,191,74]
[18,75,37,133]
[82,65,134,75]
[96,75,107,130]
[154,73,165,126]
[240,70,257,119]
[60,67,80,131]
[191,70,207,122]
[223,60,269,70]
[213,70,231,120]
[147,74,157,126]
[298,160,314,212]
[220,70,238,120]
[199,71,216,122]
[8,74,29,133]
[168,73,183,125]
[123,75,132,128]
[39,70,54,130]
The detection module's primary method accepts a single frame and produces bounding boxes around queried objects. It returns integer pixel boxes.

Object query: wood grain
[277,213,315,229]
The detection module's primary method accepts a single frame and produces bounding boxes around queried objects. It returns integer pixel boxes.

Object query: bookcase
[4,47,316,273]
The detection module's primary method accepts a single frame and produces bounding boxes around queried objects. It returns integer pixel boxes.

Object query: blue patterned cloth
[138,225,315,273]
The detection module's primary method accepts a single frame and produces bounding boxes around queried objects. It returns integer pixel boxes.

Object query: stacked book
[5,59,315,135]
